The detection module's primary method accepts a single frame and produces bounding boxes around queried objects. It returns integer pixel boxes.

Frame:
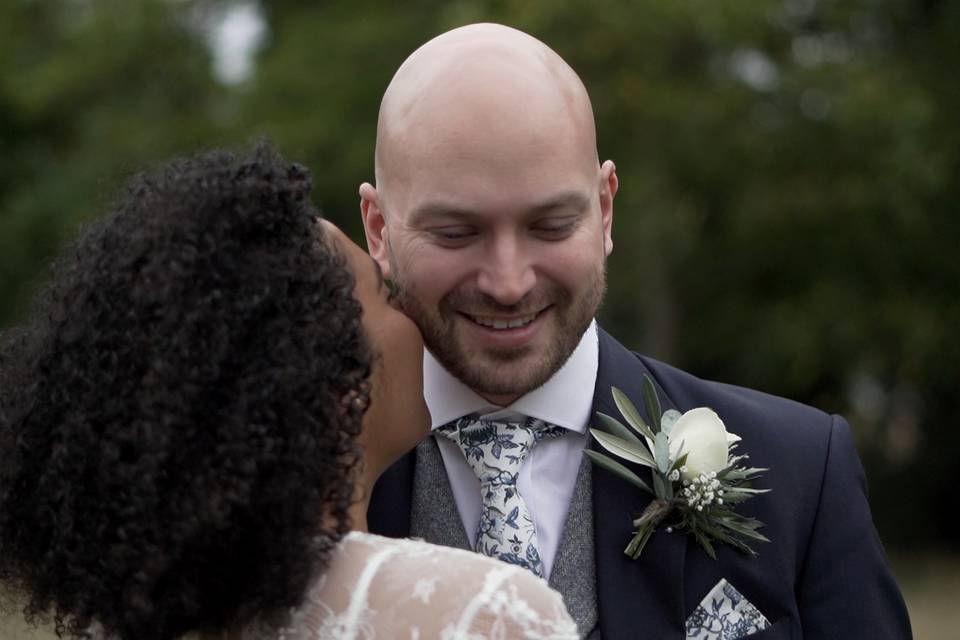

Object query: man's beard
[391,260,605,400]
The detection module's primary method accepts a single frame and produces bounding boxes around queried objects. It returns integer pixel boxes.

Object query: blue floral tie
[438,414,562,577]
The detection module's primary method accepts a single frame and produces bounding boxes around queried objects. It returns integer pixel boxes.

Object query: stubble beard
[390,254,606,400]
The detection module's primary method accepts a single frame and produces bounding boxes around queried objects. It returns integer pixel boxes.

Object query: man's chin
[427,326,574,401]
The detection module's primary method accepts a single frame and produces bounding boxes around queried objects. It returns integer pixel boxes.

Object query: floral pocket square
[685,579,770,640]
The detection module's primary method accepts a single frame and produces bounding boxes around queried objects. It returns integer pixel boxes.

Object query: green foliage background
[2,0,957,551]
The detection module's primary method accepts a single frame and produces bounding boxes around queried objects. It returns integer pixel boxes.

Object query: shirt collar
[425,320,599,434]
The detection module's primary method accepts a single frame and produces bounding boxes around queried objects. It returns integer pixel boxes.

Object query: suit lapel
[592,328,689,638]
[367,447,415,538]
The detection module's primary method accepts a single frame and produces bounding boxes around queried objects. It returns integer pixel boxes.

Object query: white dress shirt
[425,321,599,580]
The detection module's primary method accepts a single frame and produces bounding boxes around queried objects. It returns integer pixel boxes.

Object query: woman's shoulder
[256,532,578,640]
[326,532,578,638]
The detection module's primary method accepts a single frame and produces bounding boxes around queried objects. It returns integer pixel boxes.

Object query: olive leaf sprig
[583,374,770,560]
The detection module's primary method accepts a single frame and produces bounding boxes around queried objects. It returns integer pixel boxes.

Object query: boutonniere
[584,374,770,559]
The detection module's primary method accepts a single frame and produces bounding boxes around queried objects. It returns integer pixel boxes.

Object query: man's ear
[599,160,618,257]
[359,182,392,278]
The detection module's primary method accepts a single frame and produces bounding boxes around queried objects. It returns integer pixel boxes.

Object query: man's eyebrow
[528,191,591,216]
[407,191,591,225]
[407,204,480,226]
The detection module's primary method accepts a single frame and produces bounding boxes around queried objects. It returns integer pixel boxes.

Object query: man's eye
[534,221,577,237]
[430,228,476,243]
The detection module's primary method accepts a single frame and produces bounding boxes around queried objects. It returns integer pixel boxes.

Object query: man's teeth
[470,313,537,330]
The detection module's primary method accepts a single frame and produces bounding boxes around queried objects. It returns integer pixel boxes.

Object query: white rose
[667,407,740,481]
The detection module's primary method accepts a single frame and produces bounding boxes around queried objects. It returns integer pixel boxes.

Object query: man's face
[364,116,617,405]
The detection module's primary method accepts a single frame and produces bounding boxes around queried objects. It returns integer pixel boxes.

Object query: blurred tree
[1,0,956,549]
[0,0,230,323]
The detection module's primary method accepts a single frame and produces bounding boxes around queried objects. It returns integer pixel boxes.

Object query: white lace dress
[255,531,579,640]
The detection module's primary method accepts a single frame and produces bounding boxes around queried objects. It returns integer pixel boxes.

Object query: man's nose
[475,236,536,306]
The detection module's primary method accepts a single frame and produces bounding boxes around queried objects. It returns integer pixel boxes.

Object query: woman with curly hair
[0,145,577,640]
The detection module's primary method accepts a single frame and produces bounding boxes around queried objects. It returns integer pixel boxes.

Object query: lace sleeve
[261,532,579,640]
[455,563,580,640]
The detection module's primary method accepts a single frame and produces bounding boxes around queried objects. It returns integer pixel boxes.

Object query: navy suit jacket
[369,328,912,639]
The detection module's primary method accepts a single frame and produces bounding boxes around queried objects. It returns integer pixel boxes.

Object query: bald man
[364,24,910,640]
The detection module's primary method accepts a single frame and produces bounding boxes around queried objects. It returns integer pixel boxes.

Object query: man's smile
[465,311,541,330]
[456,307,553,350]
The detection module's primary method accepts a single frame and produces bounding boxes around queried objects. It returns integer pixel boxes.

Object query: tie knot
[437,415,562,482]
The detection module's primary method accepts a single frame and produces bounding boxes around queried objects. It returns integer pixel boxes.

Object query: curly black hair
[0,144,372,640]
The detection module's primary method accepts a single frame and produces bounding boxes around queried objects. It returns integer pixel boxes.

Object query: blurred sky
[207,1,266,84]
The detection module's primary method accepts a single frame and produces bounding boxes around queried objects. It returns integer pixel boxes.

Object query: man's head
[360,23,618,405]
